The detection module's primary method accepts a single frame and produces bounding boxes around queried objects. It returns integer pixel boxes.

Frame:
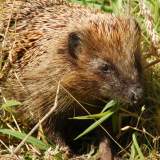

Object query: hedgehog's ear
[68,32,81,59]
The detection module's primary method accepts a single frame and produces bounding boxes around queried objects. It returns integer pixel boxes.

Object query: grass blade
[0,129,52,150]
[132,132,145,160]
[101,100,117,113]
[74,105,120,140]
[72,112,107,119]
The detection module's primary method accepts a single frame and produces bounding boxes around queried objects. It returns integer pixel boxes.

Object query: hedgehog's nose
[129,86,143,104]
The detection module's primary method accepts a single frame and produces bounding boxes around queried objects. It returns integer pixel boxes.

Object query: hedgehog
[0,0,143,159]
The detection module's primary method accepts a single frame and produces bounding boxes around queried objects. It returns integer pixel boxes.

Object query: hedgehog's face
[62,16,143,104]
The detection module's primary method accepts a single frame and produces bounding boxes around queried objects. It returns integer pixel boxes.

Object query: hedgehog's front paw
[96,136,113,160]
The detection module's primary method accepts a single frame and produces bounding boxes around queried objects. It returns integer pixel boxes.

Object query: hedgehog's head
[59,14,143,104]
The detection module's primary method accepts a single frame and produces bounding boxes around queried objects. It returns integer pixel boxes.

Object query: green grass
[0,0,160,160]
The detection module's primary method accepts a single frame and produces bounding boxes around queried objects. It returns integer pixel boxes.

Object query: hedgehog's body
[0,1,143,159]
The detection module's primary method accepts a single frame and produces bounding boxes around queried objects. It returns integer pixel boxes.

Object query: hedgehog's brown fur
[0,0,143,159]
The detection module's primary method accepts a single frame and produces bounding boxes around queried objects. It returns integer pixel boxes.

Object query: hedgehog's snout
[128,85,143,104]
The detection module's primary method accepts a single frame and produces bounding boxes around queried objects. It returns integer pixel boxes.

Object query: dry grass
[0,0,160,160]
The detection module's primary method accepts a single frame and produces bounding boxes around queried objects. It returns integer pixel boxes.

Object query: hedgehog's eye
[101,63,112,74]
[68,32,80,59]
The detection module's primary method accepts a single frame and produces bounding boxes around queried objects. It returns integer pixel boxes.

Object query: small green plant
[1,99,21,113]
[73,100,119,140]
